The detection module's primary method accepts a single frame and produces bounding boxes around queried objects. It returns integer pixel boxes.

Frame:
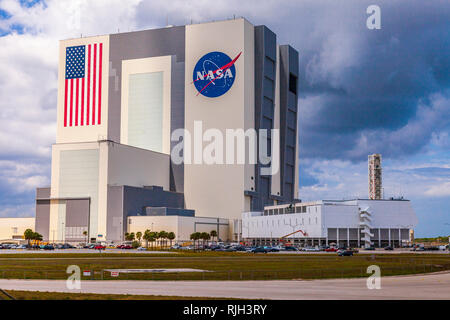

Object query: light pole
[61,222,65,244]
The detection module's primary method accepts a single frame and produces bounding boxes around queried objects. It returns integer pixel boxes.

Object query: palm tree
[82,230,88,244]
[143,229,151,248]
[136,231,142,245]
[190,233,197,248]
[24,229,34,246]
[167,232,175,247]
[125,232,135,241]
[158,231,168,248]
[150,231,158,249]
[33,232,43,242]
[210,230,217,242]
[200,232,210,248]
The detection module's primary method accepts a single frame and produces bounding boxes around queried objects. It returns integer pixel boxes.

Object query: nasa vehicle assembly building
[1,18,417,246]
[33,18,300,243]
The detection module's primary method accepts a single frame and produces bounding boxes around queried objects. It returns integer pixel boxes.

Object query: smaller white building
[127,215,230,243]
[242,199,418,248]
[0,217,35,243]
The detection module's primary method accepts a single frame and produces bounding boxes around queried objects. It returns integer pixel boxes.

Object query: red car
[94,245,106,250]
[325,247,338,252]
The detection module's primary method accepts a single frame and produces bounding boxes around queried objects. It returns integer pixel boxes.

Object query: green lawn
[0,251,449,280]
[0,290,238,300]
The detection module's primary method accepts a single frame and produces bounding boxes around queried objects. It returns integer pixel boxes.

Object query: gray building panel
[145,207,195,217]
[108,26,186,193]
[106,186,124,243]
[252,25,278,211]
[106,185,187,242]
[36,187,50,199]
[35,199,50,241]
[279,45,299,202]
[65,199,90,228]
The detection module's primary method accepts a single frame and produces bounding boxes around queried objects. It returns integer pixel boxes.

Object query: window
[289,73,298,94]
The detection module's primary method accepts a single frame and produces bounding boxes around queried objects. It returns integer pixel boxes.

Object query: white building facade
[242,199,418,248]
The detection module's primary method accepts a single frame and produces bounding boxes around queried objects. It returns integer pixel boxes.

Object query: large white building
[34,18,300,243]
[242,199,417,248]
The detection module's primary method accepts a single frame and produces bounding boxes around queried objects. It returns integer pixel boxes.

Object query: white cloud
[299,156,450,201]
[424,182,450,197]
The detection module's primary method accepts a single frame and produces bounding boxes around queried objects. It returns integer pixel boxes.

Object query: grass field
[0,252,449,280]
[0,290,237,300]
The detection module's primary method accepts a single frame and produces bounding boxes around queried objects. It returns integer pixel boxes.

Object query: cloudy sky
[0,0,448,237]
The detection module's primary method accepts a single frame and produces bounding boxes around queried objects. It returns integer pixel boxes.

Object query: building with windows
[242,198,418,248]
[34,18,300,243]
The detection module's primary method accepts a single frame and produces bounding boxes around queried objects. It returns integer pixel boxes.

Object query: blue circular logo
[193,51,239,98]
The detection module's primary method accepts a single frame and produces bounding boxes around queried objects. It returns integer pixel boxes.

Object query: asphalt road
[0,272,449,299]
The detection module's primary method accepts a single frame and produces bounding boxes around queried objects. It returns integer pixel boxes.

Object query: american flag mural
[64,43,103,127]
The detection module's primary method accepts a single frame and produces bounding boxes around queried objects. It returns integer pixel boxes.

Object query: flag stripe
[81,77,84,126]
[64,78,68,127]
[98,43,102,125]
[75,78,79,126]
[70,79,73,126]
[87,44,91,126]
[92,43,97,125]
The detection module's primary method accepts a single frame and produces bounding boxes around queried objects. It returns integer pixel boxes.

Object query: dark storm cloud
[134,0,450,162]
[290,1,450,161]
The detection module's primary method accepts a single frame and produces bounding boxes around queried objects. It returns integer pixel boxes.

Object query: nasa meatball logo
[192,51,242,98]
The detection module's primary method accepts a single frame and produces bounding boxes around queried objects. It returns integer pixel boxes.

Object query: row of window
[249,217,318,228]
[263,205,318,216]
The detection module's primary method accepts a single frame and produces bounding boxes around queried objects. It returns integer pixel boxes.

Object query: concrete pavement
[0,272,449,299]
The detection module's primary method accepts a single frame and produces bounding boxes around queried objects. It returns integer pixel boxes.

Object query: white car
[137,247,147,251]
[303,247,320,252]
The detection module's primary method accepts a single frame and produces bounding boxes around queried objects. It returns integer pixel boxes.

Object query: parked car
[94,245,106,250]
[303,247,320,252]
[384,246,394,251]
[283,246,299,251]
[137,246,147,251]
[265,246,279,252]
[43,245,54,250]
[251,246,268,253]
[338,250,354,256]
[179,246,194,250]
[325,247,338,252]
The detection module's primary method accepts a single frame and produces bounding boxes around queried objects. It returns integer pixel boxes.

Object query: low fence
[0,263,449,281]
